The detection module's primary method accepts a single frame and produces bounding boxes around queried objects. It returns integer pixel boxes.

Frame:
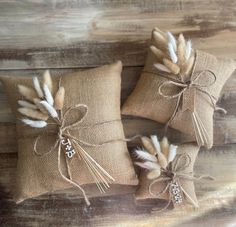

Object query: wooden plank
[0,0,235,69]
[0,42,147,69]
[0,145,235,226]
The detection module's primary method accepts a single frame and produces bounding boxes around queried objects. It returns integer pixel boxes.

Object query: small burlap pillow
[0,61,138,204]
[122,30,235,149]
[135,142,200,209]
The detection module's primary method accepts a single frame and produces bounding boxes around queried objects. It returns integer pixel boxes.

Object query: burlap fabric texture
[0,61,138,203]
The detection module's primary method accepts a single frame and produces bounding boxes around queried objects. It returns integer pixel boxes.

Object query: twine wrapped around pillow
[134,136,211,210]
[122,28,235,149]
[0,61,138,204]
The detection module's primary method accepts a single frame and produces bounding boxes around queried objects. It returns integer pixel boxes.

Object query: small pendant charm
[170,180,183,205]
[61,137,76,158]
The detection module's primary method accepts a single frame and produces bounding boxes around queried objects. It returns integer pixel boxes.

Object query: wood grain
[0,0,235,69]
[0,0,236,226]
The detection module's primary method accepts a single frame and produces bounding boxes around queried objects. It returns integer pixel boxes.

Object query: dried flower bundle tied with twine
[134,136,212,210]
[18,70,60,127]
[149,29,210,147]
[135,136,177,181]
[122,28,235,149]
[150,28,194,77]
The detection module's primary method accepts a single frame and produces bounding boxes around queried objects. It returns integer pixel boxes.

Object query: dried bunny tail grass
[182,55,195,76]
[168,42,178,63]
[152,30,168,50]
[154,63,171,73]
[163,58,180,75]
[141,137,156,155]
[18,85,37,102]
[151,135,168,169]
[18,100,37,109]
[185,40,192,60]
[21,118,47,128]
[18,107,48,121]
[150,45,165,62]
[54,86,65,110]
[160,136,169,158]
[33,98,48,114]
[177,33,186,66]
[153,27,167,38]
[167,32,177,51]
[40,100,58,119]
[147,169,161,180]
[150,135,161,153]
[43,84,54,106]
[134,149,157,162]
[33,77,44,98]
[43,70,53,93]
[168,144,178,163]
[135,161,160,170]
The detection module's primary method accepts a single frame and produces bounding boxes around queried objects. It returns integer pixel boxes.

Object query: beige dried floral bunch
[150,28,194,76]
[135,135,178,180]
[18,70,65,128]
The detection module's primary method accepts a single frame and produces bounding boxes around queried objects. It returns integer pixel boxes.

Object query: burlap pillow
[122,29,235,149]
[0,61,138,204]
[134,137,200,209]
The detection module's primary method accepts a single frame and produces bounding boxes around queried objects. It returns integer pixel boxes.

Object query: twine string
[158,70,218,120]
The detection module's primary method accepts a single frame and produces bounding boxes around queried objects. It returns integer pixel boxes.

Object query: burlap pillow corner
[0,61,139,204]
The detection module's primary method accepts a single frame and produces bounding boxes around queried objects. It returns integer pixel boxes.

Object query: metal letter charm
[170,180,183,205]
[61,137,76,159]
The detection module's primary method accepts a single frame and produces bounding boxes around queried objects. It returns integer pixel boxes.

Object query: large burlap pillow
[122,30,235,149]
[0,61,138,204]
[135,140,200,209]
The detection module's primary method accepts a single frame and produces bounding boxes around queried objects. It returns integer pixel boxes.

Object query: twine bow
[144,67,226,147]
[158,70,217,101]
[148,153,214,211]
[33,104,119,206]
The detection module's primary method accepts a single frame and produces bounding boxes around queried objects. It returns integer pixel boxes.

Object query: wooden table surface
[0,1,236,226]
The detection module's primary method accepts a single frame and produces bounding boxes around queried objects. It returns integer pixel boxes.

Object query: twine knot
[171,171,177,179]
